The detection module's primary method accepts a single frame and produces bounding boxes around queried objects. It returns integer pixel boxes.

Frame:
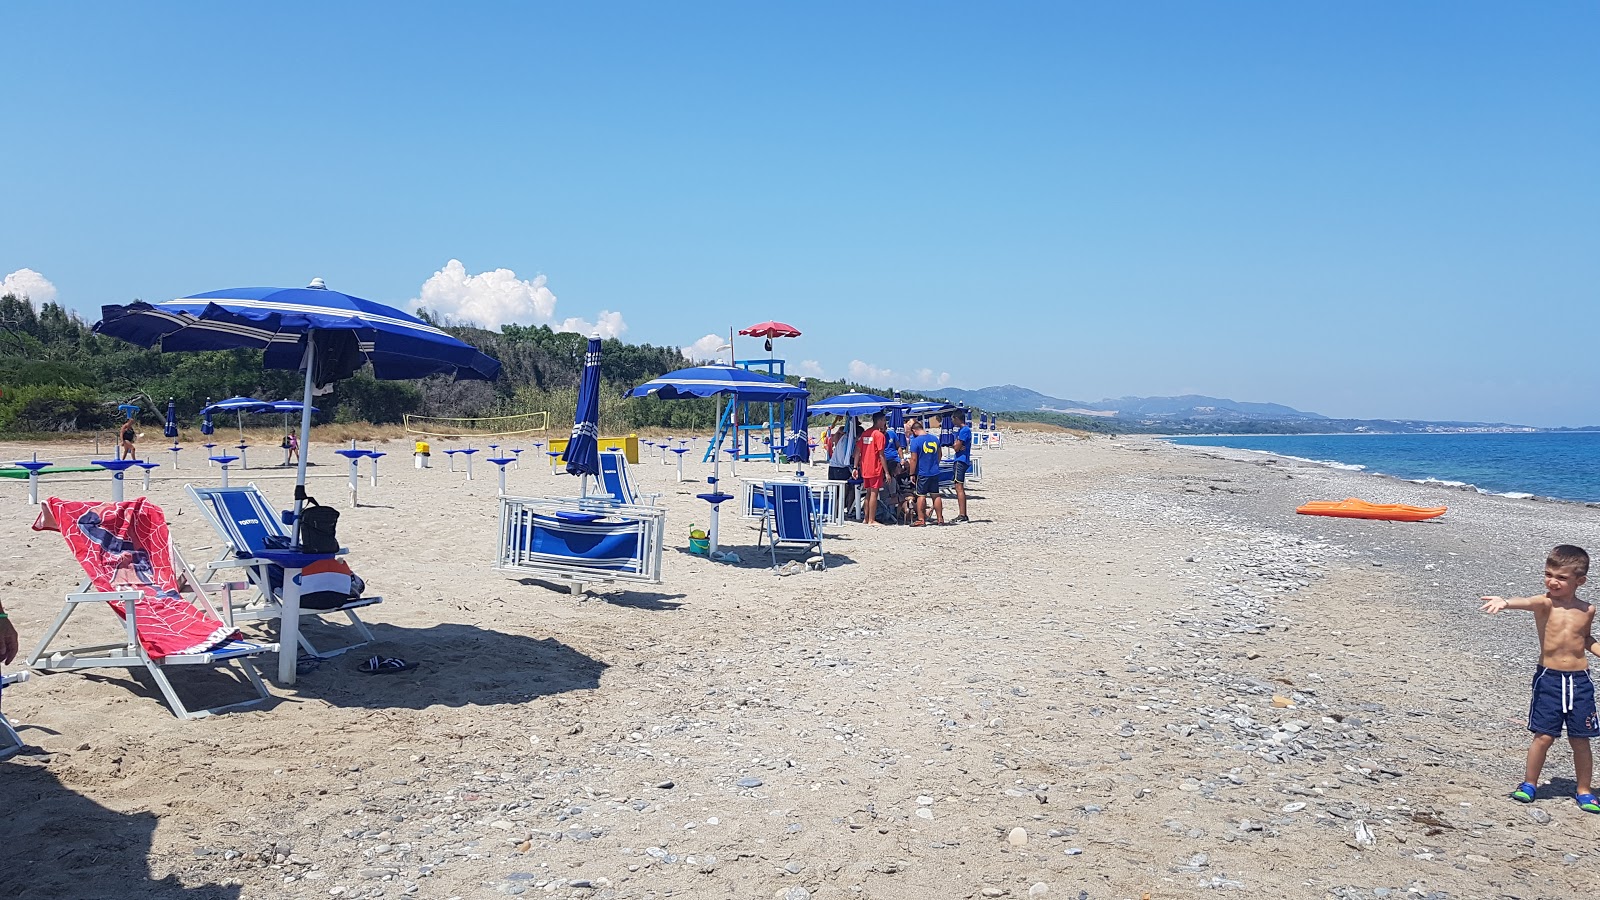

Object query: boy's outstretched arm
[1481,595,1543,614]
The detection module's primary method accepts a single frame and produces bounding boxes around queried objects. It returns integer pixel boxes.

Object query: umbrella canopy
[808,392,894,418]
[888,392,906,449]
[626,364,806,402]
[200,401,215,436]
[562,336,603,479]
[98,282,500,383]
[785,378,810,463]
[164,399,179,439]
[97,279,502,688]
[202,396,270,414]
[737,321,801,339]
[260,399,319,414]
[907,400,957,417]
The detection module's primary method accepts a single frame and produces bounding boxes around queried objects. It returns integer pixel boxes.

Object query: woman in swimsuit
[119,416,137,460]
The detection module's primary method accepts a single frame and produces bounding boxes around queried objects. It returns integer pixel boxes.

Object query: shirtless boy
[1481,544,1600,812]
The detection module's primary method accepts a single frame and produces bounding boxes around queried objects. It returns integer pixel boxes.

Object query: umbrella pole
[281,332,318,687]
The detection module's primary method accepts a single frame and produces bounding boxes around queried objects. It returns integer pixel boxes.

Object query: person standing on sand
[854,412,888,526]
[906,419,944,526]
[1481,544,1600,814]
[119,414,137,460]
[950,410,972,523]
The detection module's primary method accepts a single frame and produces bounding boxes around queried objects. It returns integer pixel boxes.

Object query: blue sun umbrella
[808,391,894,418]
[164,398,179,439]
[562,336,603,487]
[627,364,806,555]
[889,392,906,449]
[97,278,501,686]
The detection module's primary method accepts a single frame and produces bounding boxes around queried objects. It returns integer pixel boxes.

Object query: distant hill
[933,384,1327,421]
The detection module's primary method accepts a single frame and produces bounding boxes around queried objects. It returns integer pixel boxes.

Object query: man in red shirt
[854,412,889,526]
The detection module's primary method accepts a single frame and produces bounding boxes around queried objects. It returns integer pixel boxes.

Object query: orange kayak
[1295,498,1446,522]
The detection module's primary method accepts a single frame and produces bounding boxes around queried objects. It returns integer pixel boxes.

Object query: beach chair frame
[1,672,28,759]
[186,483,382,658]
[496,495,666,594]
[758,481,825,568]
[26,549,274,720]
[596,451,662,507]
[738,477,846,527]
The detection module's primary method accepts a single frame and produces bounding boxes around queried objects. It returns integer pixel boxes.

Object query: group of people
[821,409,972,527]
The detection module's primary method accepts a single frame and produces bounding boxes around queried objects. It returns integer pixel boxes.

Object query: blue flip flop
[1511,782,1537,803]
[1577,792,1600,814]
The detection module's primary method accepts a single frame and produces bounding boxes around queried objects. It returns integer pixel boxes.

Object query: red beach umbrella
[739,321,802,339]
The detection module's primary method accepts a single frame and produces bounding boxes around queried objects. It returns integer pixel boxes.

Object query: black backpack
[298,496,341,554]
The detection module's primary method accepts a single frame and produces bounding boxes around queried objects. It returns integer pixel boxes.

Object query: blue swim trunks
[1529,667,1599,738]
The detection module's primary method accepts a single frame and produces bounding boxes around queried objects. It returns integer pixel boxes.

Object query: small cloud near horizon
[412,259,626,338]
[796,359,825,378]
[682,333,728,362]
[1,268,58,305]
[847,359,950,390]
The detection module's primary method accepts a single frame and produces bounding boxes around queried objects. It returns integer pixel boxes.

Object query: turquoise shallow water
[1167,432,1600,503]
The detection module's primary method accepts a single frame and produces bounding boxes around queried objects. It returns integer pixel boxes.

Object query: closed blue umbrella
[98,279,502,687]
[562,336,603,484]
[889,392,906,449]
[200,399,215,436]
[785,378,810,464]
[164,398,179,439]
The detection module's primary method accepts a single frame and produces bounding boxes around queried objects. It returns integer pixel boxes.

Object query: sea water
[1166,432,1600,504]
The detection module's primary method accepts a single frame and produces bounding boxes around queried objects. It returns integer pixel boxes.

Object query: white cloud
[847,359,951,389]
[682,333,729,361]
[1,268,58,305]
[412,259,625,336]
[796,359,825,378]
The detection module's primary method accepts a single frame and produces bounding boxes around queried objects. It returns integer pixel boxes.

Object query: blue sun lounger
[186,483,382,658]
[758,482,825,568]
[595,451,661,506]
[496,495,666,594]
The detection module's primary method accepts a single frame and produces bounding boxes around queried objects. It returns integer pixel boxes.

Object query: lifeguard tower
[703,320,802,464]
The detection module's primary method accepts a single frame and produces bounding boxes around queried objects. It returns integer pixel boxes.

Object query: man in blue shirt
[951,410,972,523]
[907,420,944,526]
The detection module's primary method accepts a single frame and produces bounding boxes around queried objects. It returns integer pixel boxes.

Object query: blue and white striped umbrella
[889,392,906,449]
[563,336,603,479]
[202,396,268,441]
[907,400,956,417]
[164,398,179,439]
[625,364,806,402]
[808,391,894,418]
[97,282,500,383]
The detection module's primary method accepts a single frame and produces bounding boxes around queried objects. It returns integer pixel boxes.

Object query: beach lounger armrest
[63,589,145,645]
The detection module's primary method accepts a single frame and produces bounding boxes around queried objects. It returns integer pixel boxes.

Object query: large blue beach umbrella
[808,391,894,418]
[97,278,501,686]
[562,336,603,485]
[202,396,270,440]
[627,364,806,553]
[785,378,810,464]
[164,398,179,439]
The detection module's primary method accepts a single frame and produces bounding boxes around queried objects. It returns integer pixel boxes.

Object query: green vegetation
[0,293,936,436]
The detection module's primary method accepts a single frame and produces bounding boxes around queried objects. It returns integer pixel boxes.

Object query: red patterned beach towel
[34,497,236,658]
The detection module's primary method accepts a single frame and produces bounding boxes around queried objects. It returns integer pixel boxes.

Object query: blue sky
[2,3,1596,425]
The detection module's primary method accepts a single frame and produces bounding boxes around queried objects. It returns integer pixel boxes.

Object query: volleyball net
[402,411,551,439]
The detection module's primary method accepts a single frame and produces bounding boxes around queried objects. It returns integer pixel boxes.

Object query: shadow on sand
[1,760,242,900]
[262,621,608,710]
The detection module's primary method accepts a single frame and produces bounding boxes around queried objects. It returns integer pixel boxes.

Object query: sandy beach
[3,432,1598,900]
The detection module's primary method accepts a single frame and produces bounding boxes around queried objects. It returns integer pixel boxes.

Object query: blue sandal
[1578,792,1600,814]
[1511,782,1537,803]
